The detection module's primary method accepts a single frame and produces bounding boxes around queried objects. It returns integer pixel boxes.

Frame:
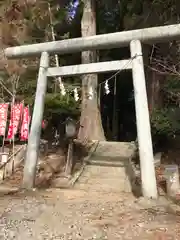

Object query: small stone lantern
[65,117,77,139]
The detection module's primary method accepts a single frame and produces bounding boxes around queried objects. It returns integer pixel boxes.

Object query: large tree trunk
[78,0,105,141]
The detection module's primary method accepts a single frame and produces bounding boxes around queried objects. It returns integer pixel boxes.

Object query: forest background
[1,0,180,155]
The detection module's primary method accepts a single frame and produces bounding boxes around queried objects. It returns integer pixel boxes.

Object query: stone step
[92,141,136,160]
[80,165,127,178]
[85,159,129,167]
[75,163,132,192]
[78,174,128,183]
[77,176,128,184]
[73,141,136,193]
[79,172,127,180]
[75,181,132,192]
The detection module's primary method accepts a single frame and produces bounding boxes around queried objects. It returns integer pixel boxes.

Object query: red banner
[0,103,9,136]
[7,103,23,139]
[20,106,30,141]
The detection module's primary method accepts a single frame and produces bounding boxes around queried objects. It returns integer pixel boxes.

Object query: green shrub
[150,107,180,139]
[44,93,80,122]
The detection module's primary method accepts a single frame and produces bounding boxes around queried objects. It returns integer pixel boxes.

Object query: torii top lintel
[5,24,180,58]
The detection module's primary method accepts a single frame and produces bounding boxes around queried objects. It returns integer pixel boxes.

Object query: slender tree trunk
[78,0,105,141]
[148,70,163,110]
[143,45,163,113]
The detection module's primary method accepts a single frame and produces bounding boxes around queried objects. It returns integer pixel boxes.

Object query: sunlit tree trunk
[78,0,105,141]
[143,45,163,114]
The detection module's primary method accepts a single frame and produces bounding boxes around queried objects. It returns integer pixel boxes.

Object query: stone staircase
[0,141,138,195]
[74,141,137,193]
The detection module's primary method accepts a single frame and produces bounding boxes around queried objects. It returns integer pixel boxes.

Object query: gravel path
[0,141,180,239]
[0,188,180,240]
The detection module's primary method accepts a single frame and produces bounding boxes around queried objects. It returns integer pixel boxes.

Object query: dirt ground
[0,143,180,239]
[0,188,179,240]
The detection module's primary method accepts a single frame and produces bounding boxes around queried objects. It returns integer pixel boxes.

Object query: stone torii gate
[5,23,180,198]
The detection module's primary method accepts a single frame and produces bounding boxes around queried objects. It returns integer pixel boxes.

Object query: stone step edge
[90,155,132,162]
[85,159,130,167]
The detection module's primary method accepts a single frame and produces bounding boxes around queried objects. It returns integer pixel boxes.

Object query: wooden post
[130,40,157,199]
[112,76,117,140]
[22,52,49,189]
[0,152,8,180]
[65,140,73,176]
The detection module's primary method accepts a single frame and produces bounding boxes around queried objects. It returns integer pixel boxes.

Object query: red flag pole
[1,103,9,152]
[12,96,15,172]
[27,105,30,143]
[19,100,24,133]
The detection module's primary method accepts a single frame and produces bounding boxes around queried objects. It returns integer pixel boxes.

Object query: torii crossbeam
[5,24,180,58]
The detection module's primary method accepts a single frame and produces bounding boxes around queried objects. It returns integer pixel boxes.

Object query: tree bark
[143,45,163,113]
[78,0,105,141]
